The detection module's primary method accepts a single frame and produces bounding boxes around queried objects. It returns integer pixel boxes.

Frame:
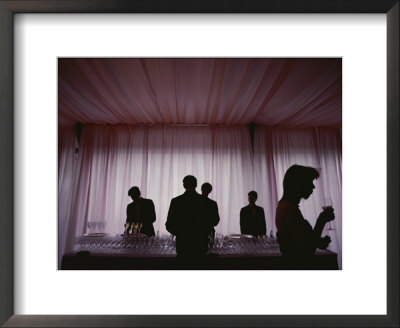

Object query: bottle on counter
[123,223,130,235]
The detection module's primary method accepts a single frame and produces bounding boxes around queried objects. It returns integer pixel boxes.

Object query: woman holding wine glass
[275,165,335,267]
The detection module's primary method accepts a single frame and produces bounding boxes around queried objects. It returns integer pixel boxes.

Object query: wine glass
[322,197,335,231]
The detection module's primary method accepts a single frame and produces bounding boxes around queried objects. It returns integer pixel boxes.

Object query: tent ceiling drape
[58,58,341,128]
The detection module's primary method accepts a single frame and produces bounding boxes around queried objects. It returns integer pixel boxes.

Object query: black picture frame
[0,1,398,327]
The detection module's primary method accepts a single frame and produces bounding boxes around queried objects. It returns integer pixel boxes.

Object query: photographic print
[58,58,342,270]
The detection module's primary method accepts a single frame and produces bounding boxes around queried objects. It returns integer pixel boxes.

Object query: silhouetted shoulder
[171,194,184,202]
[142,197,154,204]
[205,198,217,206]
[276,200,301,229]
[276,200,298,215]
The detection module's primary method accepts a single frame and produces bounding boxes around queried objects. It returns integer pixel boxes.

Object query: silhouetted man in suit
[240,191,266,237]
[166,175,218,259]
[126,186,156,236]
[201,182,220,240]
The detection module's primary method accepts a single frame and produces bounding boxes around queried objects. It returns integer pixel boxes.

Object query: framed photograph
[0,1,398,327]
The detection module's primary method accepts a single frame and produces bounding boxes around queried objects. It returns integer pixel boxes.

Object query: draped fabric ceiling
[58,58,341,128]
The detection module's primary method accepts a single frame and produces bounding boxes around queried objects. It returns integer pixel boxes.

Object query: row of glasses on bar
[209,234,280,255]
[74,235,114,253]
[119,234,177,255]
[146,234,176,255]
[75,232,280,256]
[78,234,175,255]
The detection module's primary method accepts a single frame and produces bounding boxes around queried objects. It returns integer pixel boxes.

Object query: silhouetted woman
[275,165,335,266]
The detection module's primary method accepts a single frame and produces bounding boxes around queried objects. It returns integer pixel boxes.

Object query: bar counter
[61,235,338,270]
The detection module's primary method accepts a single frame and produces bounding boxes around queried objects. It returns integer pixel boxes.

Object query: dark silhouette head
[128,186,141,201]
[183,175,197,191]
[201,182,212,197]
[248,190,258,205]
[279,165,320,204]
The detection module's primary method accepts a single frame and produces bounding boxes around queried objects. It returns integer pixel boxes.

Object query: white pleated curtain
[254,127,342,267]
[58,125,255,265]
[58,125,342,268]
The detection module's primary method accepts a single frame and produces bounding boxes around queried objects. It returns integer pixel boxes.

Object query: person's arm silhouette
[260,207,266,236]
[126,203,133,223]
[313,207,335,249]
[318,236,332,249]
[240,207,247,234]
[166,199,178,235]
[144,199,156,224]
[212,201,220,228]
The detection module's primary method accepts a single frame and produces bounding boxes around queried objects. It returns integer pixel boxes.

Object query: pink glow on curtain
[254,127,342,267]
[58,125,342,269]
[58,125,255,266]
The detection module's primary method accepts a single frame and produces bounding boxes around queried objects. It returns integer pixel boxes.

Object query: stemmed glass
[322,197,335,231]
[216,233,224,248]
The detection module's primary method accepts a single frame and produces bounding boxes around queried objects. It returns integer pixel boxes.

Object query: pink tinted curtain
[58,125,254,266]
[58,58,341,128]
[254,127,342,267]
[59,125,342,268]
[58,127,77,267]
